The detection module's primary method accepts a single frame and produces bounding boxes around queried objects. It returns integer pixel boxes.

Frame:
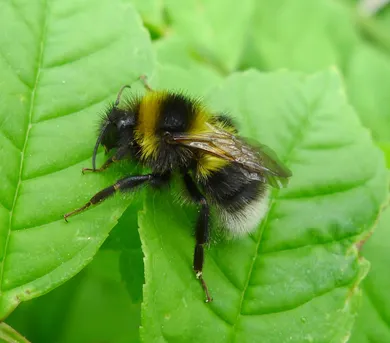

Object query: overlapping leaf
[0,0,155,318]
[140,69,388,342]
[349,202,390,343]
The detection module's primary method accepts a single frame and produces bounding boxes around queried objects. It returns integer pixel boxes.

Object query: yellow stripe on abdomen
[197,153,229,179]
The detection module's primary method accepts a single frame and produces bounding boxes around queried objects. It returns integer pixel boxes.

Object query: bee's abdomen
[201,164,269,235]
[201,164,264,209]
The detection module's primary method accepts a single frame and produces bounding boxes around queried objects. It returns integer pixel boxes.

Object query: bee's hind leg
[183,173,213,303]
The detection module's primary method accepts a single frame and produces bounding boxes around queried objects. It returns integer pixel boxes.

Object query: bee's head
[92,109,135,170]
[99,106,122,150]
[91,85,135,170]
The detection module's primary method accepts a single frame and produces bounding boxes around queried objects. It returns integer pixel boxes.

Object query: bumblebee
[64,76,292,302]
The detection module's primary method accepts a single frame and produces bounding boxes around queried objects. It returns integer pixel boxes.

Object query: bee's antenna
[115,85,131,106]
[92,122,110,171]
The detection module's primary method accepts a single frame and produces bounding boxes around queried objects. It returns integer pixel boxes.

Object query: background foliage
[0,0,389,342]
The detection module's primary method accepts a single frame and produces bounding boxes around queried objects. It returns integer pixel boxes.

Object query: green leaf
[346,44,390,143]
[0,322,30,343]
[377,142,390,168]
[150,64,223,99]
[378,4,390,26]
[140,69,388,342]
[241,0,359,73]
[164,0,254,73]
[355,12,390,57]
[154,35,200,69]
[0,0,155,318]
[103,200,145,303]
[153,34,224,82]
[130,0,166,38]
[131,0,165,26]
[349,202,390,343]
[239,0,390,150]
[153,35,224,95]
[6,250,140,343]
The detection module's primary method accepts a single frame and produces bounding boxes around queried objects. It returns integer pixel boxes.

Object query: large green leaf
[240,0,390,147]
[0,0,155,319]
[140,69,388,342]
[345,44,390,143]
[150,64,223,99]
[153,34,224,89]
[241,0,359,73]
[164,0,254,73]
[349,200,390,343]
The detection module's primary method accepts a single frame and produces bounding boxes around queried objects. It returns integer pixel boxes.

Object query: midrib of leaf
[229,80,318,341]
[0,0,48,293]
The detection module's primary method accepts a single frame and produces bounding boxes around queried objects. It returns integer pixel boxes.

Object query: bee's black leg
[183,173,212,303]
[82,155,116,174]
[64,174,154,222]
[139,75,153,91]
[82,147,128,174]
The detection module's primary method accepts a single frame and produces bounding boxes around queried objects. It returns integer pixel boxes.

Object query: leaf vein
[0,0,49,291]
[279,172,375,200]
[9,0,37,36]
[259,233,360,256]
[0,51,32,90]
[230,79,321,342]
[207,252,241,292]
[43,36,121,69]
[33,95,109,125]
[21,154,91,183]
[0,202,11,213]
[242,284,351,317]
[0,130,22,152]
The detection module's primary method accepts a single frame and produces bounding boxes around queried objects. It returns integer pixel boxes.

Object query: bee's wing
[241,139,292,188]
[168,125,292,188]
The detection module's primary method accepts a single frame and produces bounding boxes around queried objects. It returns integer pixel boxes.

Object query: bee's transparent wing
[168,124,292,188]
